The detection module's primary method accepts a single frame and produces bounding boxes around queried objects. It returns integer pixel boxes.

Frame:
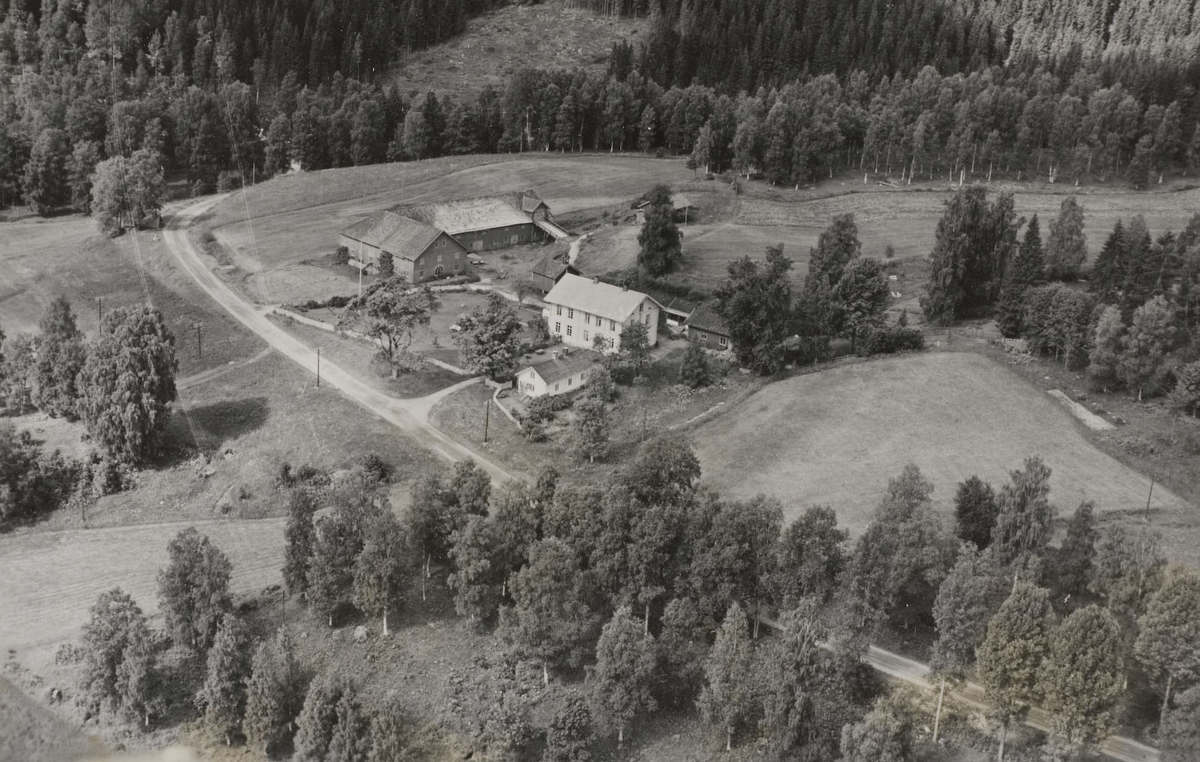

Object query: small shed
[530,254,581,295]
[635,193,694,225]
[685,302,734,353]
[516,348,601,398]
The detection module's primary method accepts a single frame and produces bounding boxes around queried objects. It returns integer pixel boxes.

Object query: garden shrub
[856,325,925,356]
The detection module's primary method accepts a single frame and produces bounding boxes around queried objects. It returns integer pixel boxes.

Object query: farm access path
[162,194,518,485]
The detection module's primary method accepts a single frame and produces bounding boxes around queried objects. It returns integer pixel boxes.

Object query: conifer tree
[637,184,682,276]
[308,511,360,628]
[1051,502,1097,602]
[447,513,503,626]
[115,623,165,729]
[1044,197,1087,281]
[78,588,149,719]
[243,630,305,755]
[996,215,1044,337]
[353,511,411,635]
[678,341,711,388]
[953,475,998,550]
[197,614,253,745]
[283,488,318,599]
[760,603,824,759]
[32,296,86,420]
[294,672,356,762]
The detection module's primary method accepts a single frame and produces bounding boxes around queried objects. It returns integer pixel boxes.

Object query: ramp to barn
[535,219,571,240]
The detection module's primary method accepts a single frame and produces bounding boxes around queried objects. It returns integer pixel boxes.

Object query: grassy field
[690,351,1196,561]
[573,180,1200,292]
[0,211,264,377]
[206,155,695,304]
[389,2,645,100]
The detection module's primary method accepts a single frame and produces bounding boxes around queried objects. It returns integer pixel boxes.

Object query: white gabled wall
[544,297,659,354]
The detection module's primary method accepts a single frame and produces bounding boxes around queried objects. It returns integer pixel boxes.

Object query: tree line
[0,297,179,527]
[923,189,1200,409]
[66,442,1200,760]
[6,0,1200,222]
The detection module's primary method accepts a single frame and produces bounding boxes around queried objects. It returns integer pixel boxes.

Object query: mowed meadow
[691,352,1197,563]
[205,154,696,303]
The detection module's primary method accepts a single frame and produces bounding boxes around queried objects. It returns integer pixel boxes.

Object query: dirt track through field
[0,519,285,653]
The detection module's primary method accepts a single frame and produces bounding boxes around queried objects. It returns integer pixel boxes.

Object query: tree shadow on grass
[161,396,271,461]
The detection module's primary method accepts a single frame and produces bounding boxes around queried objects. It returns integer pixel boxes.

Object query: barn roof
[340,211,442,261]
[636,192,693,211]
[686,302,731,336]
[520,348,601,385]
[392,191,544,235]
[543,274,661,323]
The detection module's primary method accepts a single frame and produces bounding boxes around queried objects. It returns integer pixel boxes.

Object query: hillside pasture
[207,155,694,304]
[691,352,1197,563]
[0,211,263,377]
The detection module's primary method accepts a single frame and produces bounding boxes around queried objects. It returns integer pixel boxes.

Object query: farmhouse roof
[340,211,442,261]
[391,190,545,235]
[645,289,700,318]
[531,254,578,280]
[521,348,601,385]
[544,274,662,323]
[686,302,731,336]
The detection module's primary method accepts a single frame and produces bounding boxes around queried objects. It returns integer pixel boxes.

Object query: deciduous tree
[294,672,357,762]
[678,341,711,388]
[22,127,70,214]
[834,257,890,348]
[1087,306,1125,391]
[353,511,411,635]
[79,588,152,719]
[698,603,755,751]
[1134,565,1200,718]
[448,513,503,626]
[1161,685,1200,762]
[618,320,651,377]
[115,623,165,729]
[714,244,794,374]
[339,278,439,374]
[1120,294,1174,399]
[840,700,913,762]
[308,511,361,628]
[283,488,318,599]
[589,605,657,747]
[773,505,847,608]
[1040,605,1123,752]
[1051,502,1097,603]
[76,306,178,466]
[977,582,1057,762]
[760,603,825,759]
[572,396,610,463]
[990,456,1056,569]
[454,292,524,381]
[544,692,595,762]
[90,149,165,236]
[157,527,232,650]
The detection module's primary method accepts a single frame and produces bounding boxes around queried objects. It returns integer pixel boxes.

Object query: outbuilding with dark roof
[338,210,470,283]
[685,302,734,353]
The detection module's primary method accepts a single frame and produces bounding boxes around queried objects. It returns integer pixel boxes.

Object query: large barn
[339,190,570,283]
[338,211,470,284]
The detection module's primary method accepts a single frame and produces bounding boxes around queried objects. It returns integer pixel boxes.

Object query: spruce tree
[953,475,998,550]
[32,296,86,420]
[197,614,253,745]
[1044,197,1087,281]
[996,215,1044,337]
[1051,502,1097,602]
[760,603,824,759]
[243,630,305,755]
[157,527,232,650]
[283,487,318,599]
[294,672,356,762]
[637,184,682,276]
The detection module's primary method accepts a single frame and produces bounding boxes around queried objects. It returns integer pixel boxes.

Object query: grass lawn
[691,351,1195,557]
[0,212,264,378]
[388,2,645,100]
[273,317,467,398]
[204,155,695,304]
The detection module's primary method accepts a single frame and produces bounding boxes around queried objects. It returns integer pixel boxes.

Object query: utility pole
[483,398,491,443]
[96,296,103,326]
[193,322,203,360]
[316,347,321,388]
[1144,474,1156,522]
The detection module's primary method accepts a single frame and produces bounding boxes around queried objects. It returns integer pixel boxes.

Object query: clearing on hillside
[206,155,694,304]
[389,2,646,99]
[691,352,1195,561]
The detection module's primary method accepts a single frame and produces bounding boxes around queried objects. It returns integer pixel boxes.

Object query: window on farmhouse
[556,305,562,316]
[583,330,589,342]
[568,308,574,319]
[702,332,708,340]
[720,336,727,347]
[609,320,616,330]
[555,322,561,333]
[567,325,573,337]
[585,314,590,325]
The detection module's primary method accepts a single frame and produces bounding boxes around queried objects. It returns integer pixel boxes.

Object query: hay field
[691,352,1196,559]
[207,155,694,304]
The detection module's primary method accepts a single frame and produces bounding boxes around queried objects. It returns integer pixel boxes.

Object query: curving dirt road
[162,195,518,485]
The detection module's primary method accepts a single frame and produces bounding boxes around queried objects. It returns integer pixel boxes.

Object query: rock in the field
[353,625,368,643]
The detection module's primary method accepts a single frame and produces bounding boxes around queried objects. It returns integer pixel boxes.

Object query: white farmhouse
[542,274,661,353]
[516,348,601,398]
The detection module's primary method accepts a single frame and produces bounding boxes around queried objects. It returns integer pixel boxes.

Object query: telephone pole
[316,347,321,388]
[483,398,491,443]
[192,322,203,360]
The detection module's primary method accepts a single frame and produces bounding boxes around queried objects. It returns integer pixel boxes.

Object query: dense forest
[2,0,1200,214]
